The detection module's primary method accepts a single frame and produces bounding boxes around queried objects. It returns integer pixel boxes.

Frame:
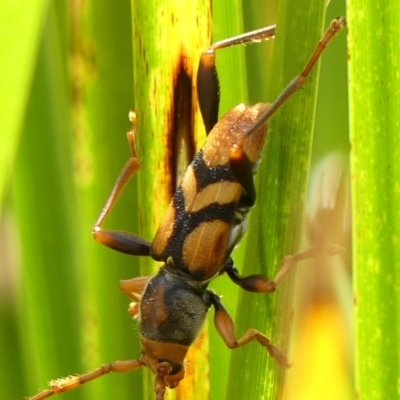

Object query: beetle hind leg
[197,25,276,135]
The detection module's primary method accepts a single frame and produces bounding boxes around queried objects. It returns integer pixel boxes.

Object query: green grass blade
[283,0,353,398]
[348,1,400,398]
[131,1,211,399]
[13,4,84,400]
[0,0,48,207]
[11,1,141,399]
[75,0,142,399]
[227,1,329,399]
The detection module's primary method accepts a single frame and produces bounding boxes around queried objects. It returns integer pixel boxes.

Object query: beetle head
[140,336,188,396]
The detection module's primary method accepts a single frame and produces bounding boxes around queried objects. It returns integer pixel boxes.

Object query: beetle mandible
[29,16,345,400]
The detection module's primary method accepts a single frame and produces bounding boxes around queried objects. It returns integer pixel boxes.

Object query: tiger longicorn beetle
[29,17,345,400]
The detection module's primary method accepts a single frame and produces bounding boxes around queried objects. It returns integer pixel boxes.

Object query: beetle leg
[29,359,143,400]
[197,25,276,135]
[228,19,345,201]
[208,291,291,368]
[224,258,276,293]
[120,276,152,316]
[273,245,343,286]
[239,17,346,141]
[225,244,342,292]
[120,276,152,299]
[93,111,152,256]
[121,276,150,314]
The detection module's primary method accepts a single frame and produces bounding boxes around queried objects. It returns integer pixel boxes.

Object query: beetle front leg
[120,275,152,300]
[29,359,143,400]
[120,276,152,317]
[93,111,152,256]
[208,291,291,368]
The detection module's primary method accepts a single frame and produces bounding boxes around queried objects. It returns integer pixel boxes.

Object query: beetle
[29,17,345,400]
